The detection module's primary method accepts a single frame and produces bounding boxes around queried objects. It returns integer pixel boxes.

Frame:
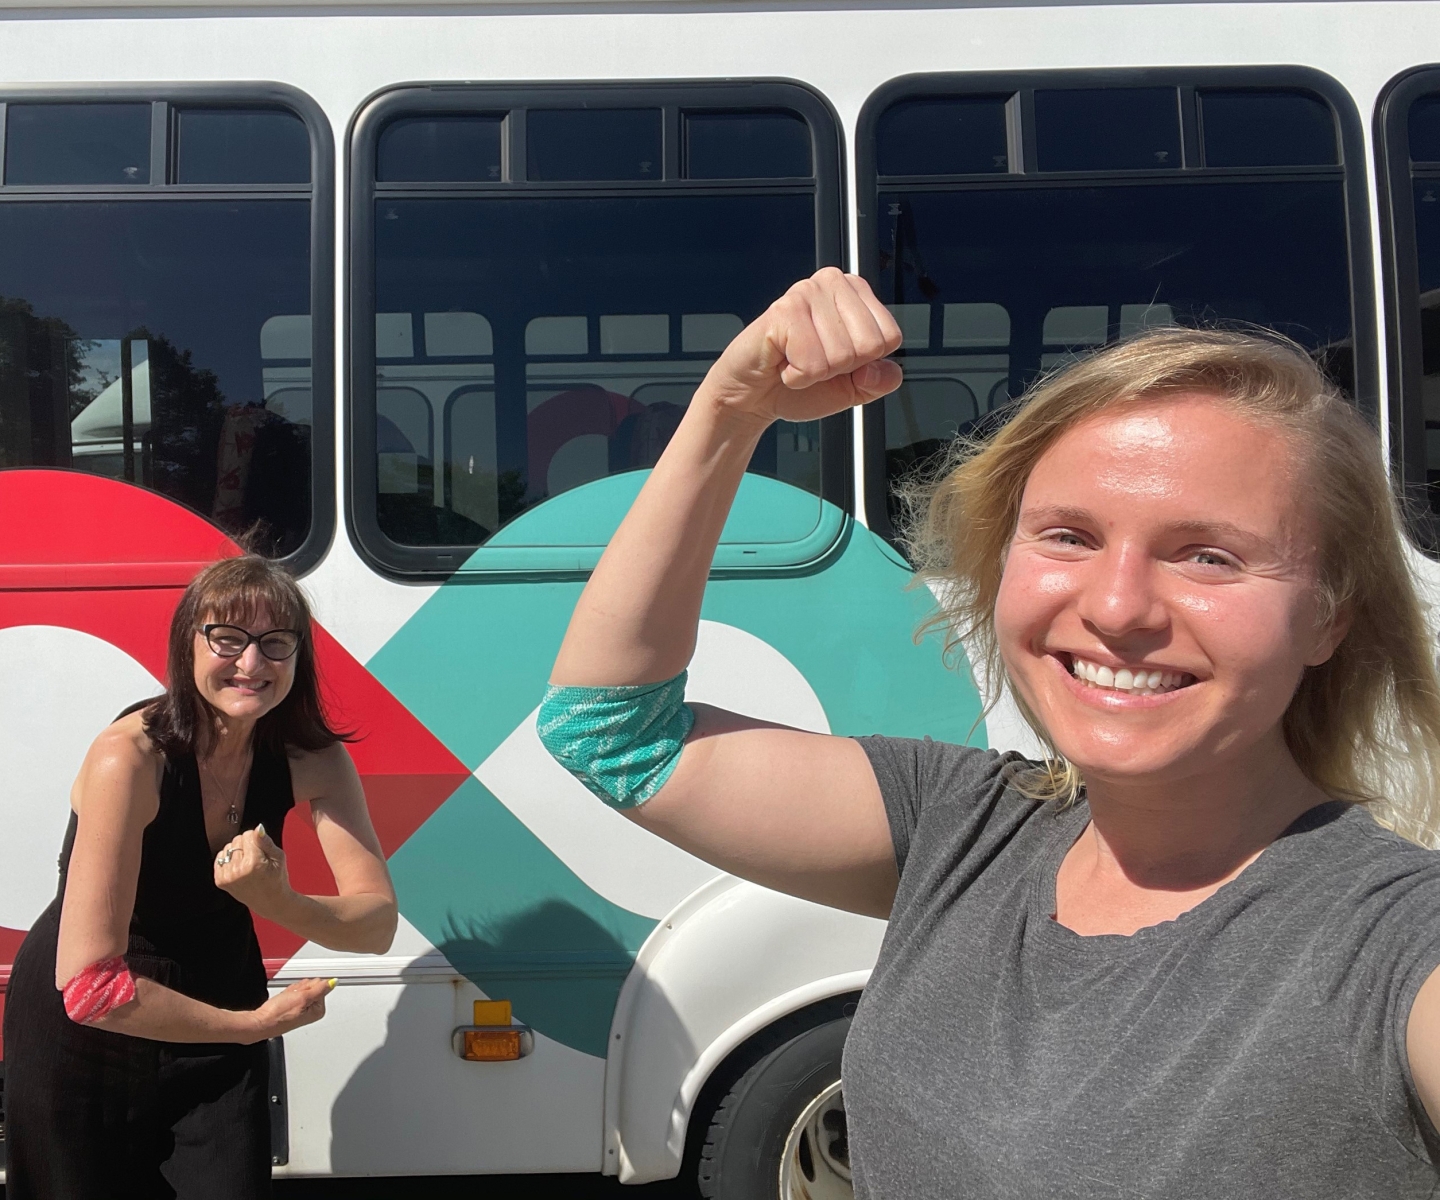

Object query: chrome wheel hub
[778,1081,852,1200]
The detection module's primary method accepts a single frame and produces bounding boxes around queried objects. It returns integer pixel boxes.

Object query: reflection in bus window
[446,386,500,533]
[1407,98,1440,515]
[881,298,1009,479]
[0,197,313,555]
[868,81,1353,529]
[372,193,819,547]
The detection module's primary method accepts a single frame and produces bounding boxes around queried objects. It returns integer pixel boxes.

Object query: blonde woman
[538,268,1440,1197]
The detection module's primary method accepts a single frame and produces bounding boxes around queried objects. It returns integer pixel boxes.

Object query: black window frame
[1376,64,1440,541]
[347,80,847,582]
[857,66,1377,547]
[0,82,336,574]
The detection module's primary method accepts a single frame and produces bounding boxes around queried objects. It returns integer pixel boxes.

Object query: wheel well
[678,990,861,1181]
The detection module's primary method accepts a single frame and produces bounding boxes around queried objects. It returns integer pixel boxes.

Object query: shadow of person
[328,900,659,1179]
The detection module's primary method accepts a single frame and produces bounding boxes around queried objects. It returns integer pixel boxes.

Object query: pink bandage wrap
[62,955,137,1025]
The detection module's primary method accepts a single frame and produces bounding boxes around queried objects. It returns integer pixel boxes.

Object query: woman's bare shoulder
[94,709,162,764]
[71,710,164,822]
[285,741,359,801]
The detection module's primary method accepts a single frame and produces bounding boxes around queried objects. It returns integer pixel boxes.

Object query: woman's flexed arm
[215,742,398,955]
[548,270,906,917]
[553,269,903,687]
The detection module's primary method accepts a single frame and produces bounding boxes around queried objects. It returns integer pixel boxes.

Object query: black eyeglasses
[200,624,302,662]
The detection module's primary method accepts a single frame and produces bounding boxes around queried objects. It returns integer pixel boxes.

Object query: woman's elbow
[364,900,399,954]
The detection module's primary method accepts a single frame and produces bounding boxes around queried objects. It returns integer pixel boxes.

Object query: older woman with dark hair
[2,555,397,1200]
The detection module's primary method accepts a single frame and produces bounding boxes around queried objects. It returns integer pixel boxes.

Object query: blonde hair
[902,326,1440,845]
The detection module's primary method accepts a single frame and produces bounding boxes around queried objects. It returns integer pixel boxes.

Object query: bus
[0,2,1438,1194]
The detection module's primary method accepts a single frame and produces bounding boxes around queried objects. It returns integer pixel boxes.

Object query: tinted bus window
[685,111,812,179]
[862,74,1365,537]
[0,94,322,559]
[875,97,1010,176]
[527,109,663,182]
[1200,91,1337,167]
[5,103,151,185]
[356,85,840,571]
[377,116,504,183]
[1380,71,1440,528]
[174,108,310,184]
[1034,88,1181,171]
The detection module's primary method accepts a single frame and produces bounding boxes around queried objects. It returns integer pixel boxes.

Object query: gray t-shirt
[843,736,1440,1199]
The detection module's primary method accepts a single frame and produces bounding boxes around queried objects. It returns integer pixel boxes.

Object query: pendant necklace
[201,749,252,826]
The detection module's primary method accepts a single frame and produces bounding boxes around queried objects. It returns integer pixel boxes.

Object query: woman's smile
[1048,651,1200,708]
[221,676,271,695]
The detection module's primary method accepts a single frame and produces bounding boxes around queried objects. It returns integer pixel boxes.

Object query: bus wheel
[696,1016,853,1200]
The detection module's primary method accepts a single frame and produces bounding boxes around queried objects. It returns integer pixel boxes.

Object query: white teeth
[1069,658,1191,695]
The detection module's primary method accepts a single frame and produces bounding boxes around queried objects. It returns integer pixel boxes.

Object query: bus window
[174,108,310,185]
[860,69,1374,541]
[1033,87,1182,172]
[1378,70,1440,534]
[685,111,812,179]
[527,108,663,182]
[353,83,844,575]
[377,115,504,184]
[5,103,151,185]
[0,92,330,563]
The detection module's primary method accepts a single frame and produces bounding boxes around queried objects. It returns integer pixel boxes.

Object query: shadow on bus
[329,899,686,1189]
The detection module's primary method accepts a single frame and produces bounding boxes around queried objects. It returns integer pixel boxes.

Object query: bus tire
[695,1015,853,1200]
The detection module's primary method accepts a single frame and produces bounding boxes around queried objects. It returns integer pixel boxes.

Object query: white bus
[0,2,1437,1194]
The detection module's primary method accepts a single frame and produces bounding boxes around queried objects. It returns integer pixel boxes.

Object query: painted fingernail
[255,823,266,838]
[327,978,338,990]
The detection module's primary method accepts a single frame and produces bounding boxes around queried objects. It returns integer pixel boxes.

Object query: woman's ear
[1306,602,1352,668]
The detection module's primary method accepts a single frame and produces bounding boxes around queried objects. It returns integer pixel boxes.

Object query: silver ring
[216,850,232,865]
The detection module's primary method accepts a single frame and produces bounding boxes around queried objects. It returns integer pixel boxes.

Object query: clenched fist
[701,268,904,427]
[214,824,292,921]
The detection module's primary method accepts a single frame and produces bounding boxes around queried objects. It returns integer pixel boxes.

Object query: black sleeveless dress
[2,742,296,1200]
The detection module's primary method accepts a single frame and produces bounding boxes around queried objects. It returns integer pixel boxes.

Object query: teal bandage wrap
[536,671,695,809]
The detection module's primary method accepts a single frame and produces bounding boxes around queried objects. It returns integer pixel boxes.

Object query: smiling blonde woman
[539,268,1440,1198]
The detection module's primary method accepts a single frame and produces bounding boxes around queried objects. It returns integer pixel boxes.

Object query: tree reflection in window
[0,199,312,557]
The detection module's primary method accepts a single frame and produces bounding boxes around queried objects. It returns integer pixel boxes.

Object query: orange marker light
[461,1028,524,1062]
[452,999,533,1062]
